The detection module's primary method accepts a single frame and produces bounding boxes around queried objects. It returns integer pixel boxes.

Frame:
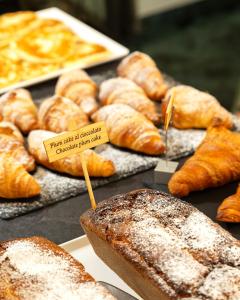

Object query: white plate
[60,235,141,299]
[0,7,129,94]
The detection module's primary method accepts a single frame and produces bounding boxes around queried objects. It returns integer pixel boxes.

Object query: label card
[44,122,109,163]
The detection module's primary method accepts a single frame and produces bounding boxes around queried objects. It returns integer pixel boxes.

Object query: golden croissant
[92,103,165,155]
[217,185,240,223]
[162,85,233,129]
[38,95,89,133]
[0,152,40,199]
[55,69,98,116]
[99,77,161,124]
[0,89,38,133]
[168,126,240,197]
[0,121,35,171]
[0,121,24,143]
[28,130,115,177]
[117,51,168,101]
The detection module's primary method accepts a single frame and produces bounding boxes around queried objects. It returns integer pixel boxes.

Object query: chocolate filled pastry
[55,69,99,116]
[217,185,240,223]
[0,121,35,172]
[81,189,240,300]
[0,236,116,299]
[0,152,40,199]
[38,95,89,133]
[168,125,240,197]
[99,77,161,124]
[117,51,168,100]
[28,130,115,177]
[162,85,233,129]
[0,88,38,133]
[92,103,165,155]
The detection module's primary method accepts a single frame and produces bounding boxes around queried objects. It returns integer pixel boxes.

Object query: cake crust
[81,189,240,300]
[0,236,116,300]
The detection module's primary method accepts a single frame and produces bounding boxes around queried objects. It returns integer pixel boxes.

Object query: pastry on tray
[0,11,37,47]
[168,125,240,197]
[0,236,116,299]
[0,121,24,143]
[0,12,109,89]
[81,188,240,300]
[38,95,89,133]
[55,69,99,116]
[217,185,240,223]
[117,51,168,100]
[0,152,40,199]
[92,103,165,155]
[28,130,115,177]
[99,77,161,124]
[0,121,35,172]
[162,85,233,129]
[0,89,38,133]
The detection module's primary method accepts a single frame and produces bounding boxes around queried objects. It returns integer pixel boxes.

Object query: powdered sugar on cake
[0,239,115,300]
[86,189,240,299]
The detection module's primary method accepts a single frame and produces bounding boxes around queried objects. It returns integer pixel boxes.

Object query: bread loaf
[0,236,116,299]
[81,189,240,300]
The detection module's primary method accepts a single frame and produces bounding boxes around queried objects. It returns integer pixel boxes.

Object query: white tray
[0,7,129,94]
[60,235,141,299]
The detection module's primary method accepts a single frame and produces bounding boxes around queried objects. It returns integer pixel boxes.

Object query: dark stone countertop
[0,60,239,244]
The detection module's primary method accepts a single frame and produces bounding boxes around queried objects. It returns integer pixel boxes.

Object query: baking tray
[60,235,142,299]
[0,7,129,94]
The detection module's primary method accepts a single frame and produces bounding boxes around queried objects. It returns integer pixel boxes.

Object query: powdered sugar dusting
[86,189,240,299]
[0,239,116,300]
[128,217,208,293]
[199,266,240,300]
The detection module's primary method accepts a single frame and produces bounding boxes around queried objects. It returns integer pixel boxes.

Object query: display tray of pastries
[1,49,240,223]
[0,7,129,93]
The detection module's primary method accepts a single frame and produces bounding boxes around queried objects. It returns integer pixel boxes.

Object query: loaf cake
[0,236,116,299]
[81,189,240,300]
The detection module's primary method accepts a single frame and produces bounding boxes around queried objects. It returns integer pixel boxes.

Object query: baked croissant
[91,104,165,155]
[38,95,89,133]
[0,121,24,143]
[0,89,38,133]
[55,69,98,116]
[217,185,240,222]
[0,152,40,199]
[168,126,240,197]
[117,51,168,100]
[0,121,35,171]
[99,77,161,124]
[162,85,233,129]
[28,130,115,177]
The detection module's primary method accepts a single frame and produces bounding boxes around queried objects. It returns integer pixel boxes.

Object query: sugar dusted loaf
[81,189,240,300]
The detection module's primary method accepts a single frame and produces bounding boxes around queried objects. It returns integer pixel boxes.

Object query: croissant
[28,130,115,177]
[0,121,35,171]
[92,104,165,155]
[117,51,168,101]
[55,69,98,116]
[0,89,38,133]
[0,152,40,199]
[99,77,161,124]
[38,95,89,133]
[217,185,240,222]
[162,85,233,129]
[168,126,240,197]
[0,121,24,143]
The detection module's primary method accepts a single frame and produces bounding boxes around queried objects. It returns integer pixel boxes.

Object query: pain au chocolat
[81,189,240,300]
[0,236,116,299]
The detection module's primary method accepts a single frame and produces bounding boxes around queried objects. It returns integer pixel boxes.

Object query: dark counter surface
[0,61,239,244]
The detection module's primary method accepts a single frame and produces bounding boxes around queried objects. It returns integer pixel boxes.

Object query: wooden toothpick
[164,92,175,165]
[68,120,97,210]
